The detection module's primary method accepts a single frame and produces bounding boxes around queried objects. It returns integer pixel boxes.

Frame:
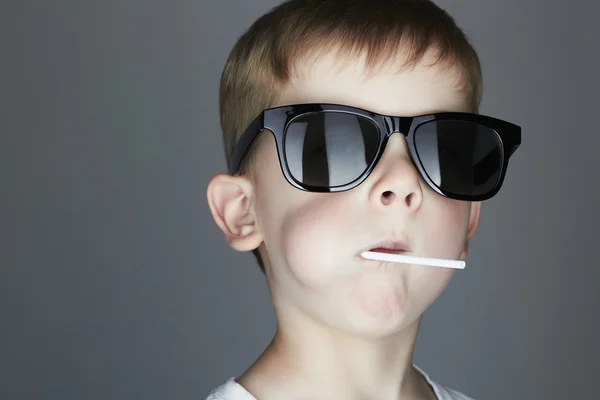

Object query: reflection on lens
[414,120,502,196]
[284,112,380,188]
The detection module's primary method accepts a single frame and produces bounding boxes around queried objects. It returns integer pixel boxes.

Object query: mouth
[359,239,410,257]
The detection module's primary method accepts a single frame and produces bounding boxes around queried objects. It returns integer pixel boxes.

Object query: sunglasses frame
[229,103,521,201]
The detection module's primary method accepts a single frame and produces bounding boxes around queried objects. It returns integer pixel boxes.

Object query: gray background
[1,1,598,399]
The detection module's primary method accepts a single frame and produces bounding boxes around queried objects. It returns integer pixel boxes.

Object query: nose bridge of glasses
[384,116,411,137]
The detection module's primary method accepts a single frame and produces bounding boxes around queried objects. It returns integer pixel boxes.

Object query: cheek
[422,197,471,258]
[278,197,356,288]
[253,149,352,289]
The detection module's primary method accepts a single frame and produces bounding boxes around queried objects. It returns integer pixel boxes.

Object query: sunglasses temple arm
[229,113,264,174]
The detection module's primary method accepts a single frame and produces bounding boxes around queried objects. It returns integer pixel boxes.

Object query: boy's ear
[459,201,481,261]
[206,173,263,252]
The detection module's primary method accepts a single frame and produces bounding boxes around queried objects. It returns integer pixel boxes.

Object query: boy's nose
[368,134,423,212]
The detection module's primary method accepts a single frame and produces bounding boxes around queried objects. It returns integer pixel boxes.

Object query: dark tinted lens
[283,112,380,188]
[414,120,503,197]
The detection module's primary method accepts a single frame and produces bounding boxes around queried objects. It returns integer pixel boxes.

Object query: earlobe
[206,173,263,251]
[459,201,482,260]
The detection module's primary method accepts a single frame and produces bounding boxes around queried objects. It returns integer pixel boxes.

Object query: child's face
[249,50,480,336]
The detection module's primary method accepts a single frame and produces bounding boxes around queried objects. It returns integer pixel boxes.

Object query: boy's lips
[359,239,411,257]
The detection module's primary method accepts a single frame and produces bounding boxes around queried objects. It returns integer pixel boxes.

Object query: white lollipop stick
[361,251,465,269]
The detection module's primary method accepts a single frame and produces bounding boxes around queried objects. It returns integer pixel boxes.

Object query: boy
[206,0,521,399]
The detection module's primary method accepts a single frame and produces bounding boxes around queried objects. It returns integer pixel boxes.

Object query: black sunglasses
[229,104,521,201]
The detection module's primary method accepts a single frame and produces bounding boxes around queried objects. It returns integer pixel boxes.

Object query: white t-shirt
[205,365,475,400]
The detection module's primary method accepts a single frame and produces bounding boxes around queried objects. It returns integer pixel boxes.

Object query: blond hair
[218,0,483,272]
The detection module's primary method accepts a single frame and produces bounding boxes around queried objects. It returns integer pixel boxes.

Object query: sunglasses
[229,104,521,201]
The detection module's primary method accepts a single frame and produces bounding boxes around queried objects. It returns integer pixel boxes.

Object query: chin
[329,294,419,339]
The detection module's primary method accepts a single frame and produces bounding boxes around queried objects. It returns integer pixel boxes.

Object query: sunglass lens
[413,120,503,197]
[284,112,380,188]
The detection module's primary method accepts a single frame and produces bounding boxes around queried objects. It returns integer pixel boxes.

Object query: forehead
[276,49,470,116]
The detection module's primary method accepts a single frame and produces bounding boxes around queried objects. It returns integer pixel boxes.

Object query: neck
[237,307,434,400]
